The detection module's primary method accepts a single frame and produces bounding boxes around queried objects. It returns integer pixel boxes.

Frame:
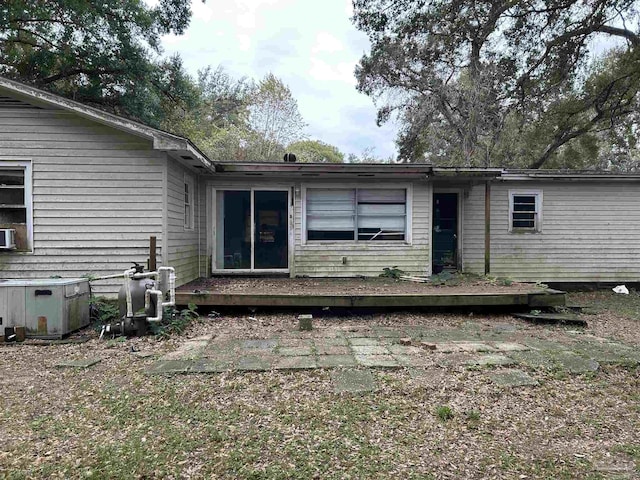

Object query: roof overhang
[500,170,640,181]
[215,162,434,179]
[0,76,215,174]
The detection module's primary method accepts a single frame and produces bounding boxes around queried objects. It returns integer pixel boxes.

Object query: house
[1,76,640,296]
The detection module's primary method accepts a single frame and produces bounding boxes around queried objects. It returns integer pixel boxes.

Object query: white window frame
[0,159,33,252]
[184,174,195,230]
[509,189,543,233]
[302,184,412,245]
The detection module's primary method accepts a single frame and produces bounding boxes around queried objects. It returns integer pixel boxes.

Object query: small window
[0,162,32,250]
[509,191,542,232]
[184,175,194,230]
[306,188,407,242]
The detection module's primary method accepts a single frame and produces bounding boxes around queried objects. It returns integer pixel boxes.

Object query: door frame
[432,188,464,271]
[210,186,292,274]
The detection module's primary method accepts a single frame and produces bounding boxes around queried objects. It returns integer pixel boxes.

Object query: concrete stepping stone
[388,344,423,355]
[236,355,272,371]
[241,339,277,350]
[355,354,400,367]
[433,343,465,353]
[492,324,518,333]
[275,355,317,370]
[278,338,314,347]
[317,354,357,368]
[373,328,405,338]
[191,358,231,373]
[509,350,555,370]
[492,342,530,352]
[490,369,539,387]
[279,346,313,356]
[146,360,192,374]
[552,351,599,373]
[393,354,432,367]
[315,345,351,355]
[348,337,381,346]
[351,345,389,355]
[467,354,515,367]
[55,358,101,369]
[314,337,348,347]
[332,369,376,394]
[455,342,496,353]
[351,345,390,355]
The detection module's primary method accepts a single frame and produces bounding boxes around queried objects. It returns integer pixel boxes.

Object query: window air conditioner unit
[0,228,16,249]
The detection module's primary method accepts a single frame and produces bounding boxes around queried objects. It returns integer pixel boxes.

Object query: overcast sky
[155,0,398,159]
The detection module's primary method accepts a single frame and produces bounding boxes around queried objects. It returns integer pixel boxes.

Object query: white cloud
[308,58,355,84]
[312,32,344,53]
[191,0,215,23]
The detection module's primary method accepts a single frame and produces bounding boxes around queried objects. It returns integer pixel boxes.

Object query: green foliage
[434,405,454,422]
[1,0,195,128]
[89,297,119,325]
[352,0,640,169]
[287,140,345,163]
[379,267,406,279]
[151,303,199,339]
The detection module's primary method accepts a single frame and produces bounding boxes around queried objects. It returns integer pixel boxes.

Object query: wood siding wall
[0,105,166,296]
[166,160,202,286]
[462,184,486,274]
[463,181,640,282]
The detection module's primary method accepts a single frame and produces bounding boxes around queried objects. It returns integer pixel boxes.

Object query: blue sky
[153,0,399,159]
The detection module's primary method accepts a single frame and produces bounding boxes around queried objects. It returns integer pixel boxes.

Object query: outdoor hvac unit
[0,228,16,249]
[0,278,91,339]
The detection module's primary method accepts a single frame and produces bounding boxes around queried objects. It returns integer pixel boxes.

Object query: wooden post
[484,181,491,275]
[149,236,157,271]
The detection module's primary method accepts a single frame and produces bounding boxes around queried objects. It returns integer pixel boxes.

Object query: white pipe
[145,289,164,322]
[158,267,176,307]
[122,268,136,318]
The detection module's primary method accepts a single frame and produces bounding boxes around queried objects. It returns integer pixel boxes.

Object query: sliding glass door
[216,189,289,270]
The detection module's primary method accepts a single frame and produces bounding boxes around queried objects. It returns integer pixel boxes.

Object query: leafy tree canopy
[287,140,345,163]
[1,0,195,126]
[353,0,640,169]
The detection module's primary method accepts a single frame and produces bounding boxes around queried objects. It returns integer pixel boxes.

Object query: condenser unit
[0,228,16,249]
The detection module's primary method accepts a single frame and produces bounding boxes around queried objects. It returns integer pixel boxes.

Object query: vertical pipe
[149,236,157,271]
[484,181,491,275]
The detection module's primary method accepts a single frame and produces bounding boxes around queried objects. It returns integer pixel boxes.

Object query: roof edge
[0,76,214,172]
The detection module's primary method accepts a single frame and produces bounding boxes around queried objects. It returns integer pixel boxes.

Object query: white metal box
[0,278,91,339]
[0,228,16,249]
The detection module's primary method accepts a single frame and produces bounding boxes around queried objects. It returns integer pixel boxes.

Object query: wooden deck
[175,278,566,309]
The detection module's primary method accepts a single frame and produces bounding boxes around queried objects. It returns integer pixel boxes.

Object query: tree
[247,73,307,161]
[353,0,640,168]
[163,66,256,161]
[287,140,345,163]
[0,0,195,127]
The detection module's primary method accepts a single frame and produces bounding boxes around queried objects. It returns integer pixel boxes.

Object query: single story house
[1,76,639,296]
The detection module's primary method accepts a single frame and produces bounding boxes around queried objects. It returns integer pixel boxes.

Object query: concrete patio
[146,320,640,392]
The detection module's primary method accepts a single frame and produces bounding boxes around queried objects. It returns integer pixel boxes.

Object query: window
[306,188,407,242]
[184,175,194,229]
[509,190,542,232]
[0,161,32,250]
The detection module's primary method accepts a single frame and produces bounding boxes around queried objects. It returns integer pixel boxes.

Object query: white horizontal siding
[166,160,201,285]
[0,102,165,297]
[467,181,640,282]
[462,184,486,275]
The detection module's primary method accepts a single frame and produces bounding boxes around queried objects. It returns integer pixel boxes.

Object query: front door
[216,189,289,270]
[432,193,458,273]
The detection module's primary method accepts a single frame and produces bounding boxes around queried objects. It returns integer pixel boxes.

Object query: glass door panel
[254,191,288,269]
[216,190,251,269]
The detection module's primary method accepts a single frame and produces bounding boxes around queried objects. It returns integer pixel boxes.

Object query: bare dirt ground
[179,275,544,295]
[0,290,639,479]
